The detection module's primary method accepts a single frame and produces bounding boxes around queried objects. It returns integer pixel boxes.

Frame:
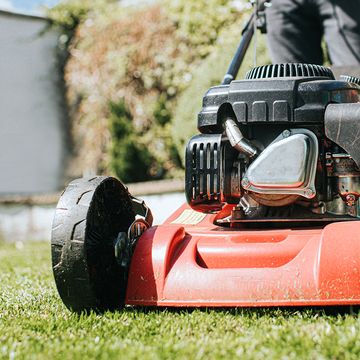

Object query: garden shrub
[109,100,154,182]
[49,0,270,182]
[172,20,270,161]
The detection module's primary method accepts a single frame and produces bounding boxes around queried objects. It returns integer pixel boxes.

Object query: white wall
[0,10,66,195]
[0,193,186,242]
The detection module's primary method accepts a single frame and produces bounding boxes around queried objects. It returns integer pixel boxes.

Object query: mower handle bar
[222,0,271,85]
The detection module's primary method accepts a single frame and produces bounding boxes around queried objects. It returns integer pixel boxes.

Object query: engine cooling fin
[340,75,360,86]
[185,134,222,213]
[246,63,335,80]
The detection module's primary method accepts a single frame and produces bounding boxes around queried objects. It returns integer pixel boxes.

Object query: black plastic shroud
[198,77,360,134]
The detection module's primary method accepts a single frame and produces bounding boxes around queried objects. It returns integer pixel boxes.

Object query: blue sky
[0,0,145,13]
[0,0,59,12]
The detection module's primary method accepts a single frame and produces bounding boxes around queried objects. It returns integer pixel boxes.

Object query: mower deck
[126,204,360,307]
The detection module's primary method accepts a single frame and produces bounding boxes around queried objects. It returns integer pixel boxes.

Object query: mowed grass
[1,243,360,360]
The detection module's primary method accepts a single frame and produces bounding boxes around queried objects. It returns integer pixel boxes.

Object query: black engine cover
[198,66,359,133]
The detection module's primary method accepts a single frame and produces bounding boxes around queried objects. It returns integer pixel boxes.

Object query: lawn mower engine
[186,63,360,226]
[52,63,360,312]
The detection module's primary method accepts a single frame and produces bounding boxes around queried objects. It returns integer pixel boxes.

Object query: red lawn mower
[51,1,360,312]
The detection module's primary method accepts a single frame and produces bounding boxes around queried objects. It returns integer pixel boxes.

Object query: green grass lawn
[1,242,360,360]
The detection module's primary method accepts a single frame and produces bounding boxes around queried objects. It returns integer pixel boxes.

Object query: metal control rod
[222,13,255,85]
[222,0,271,85]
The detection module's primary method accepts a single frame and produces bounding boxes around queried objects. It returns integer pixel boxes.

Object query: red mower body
[126,204,360,307]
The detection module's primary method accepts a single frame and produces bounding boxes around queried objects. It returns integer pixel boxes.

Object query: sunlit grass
[1,242,360,359]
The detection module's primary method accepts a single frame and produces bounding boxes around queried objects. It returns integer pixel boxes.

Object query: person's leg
[319,0,360,65]
[266,0,323,64]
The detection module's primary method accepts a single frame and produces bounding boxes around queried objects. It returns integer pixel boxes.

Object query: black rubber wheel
[51,176,135,313]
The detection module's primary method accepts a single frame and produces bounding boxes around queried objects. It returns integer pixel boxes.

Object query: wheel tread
[51,176,135,313]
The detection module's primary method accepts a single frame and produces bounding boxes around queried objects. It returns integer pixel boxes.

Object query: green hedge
[49,0,270,182]
[172,21,269,161]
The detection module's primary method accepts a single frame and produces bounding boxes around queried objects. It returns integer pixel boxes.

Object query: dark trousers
[266,0,360,65]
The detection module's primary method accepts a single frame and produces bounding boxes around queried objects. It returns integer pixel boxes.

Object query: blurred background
[0,0,269,242]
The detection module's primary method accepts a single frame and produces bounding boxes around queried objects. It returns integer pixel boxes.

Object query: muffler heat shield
[244,129,318,199]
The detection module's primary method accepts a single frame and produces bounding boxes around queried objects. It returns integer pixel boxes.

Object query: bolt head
[242,178,250,189]
[282,130,291,138]
[305,188,315,198]
[346,194,357,207]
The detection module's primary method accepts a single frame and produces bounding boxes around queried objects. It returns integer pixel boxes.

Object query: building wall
[0,10,67,195]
